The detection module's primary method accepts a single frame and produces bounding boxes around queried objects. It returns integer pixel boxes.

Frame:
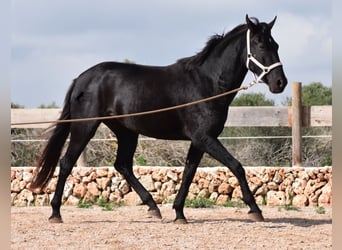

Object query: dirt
[11,204,332,250]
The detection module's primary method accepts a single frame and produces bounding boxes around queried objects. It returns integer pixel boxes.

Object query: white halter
[246,29,283,86]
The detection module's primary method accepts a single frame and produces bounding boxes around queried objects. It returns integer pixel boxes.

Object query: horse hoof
[147,209,162,219]
[248,212,264,222]
[48,216,63,223]
[174,218,188,224]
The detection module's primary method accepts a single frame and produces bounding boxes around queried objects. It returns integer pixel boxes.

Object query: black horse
[30,15,287,223]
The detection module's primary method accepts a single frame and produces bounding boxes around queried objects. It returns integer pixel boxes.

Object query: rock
[124,191,142,206]
[267,182,279,191]
[119,180,131,195]
[65,195,80,206]
[11,179,21,193]
[208,179,221,193]
[273,172,283,184]
[166,170,178,182]
[198,188,209,198]
[140,174,155,192]
[63,181,74,198]
[189,183,200,195]
[14,189,34,207]
[87,182,101,197]
[228,177,239,187]
[218,183,233,194]
[34,194,50,206]
[209,192,218,201]
[216,194,229,204]
[96,177,111,190]
[198,178,210,189]
[73,183,87,198]
[292,178,307,195]
[96,168,109,178]
[292,194,309,206]
[267,191,286,206]
[231,187,242,199]
[249,176,262,187]
[318,181,332,206]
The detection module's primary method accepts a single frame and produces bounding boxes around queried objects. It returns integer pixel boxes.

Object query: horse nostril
[277,79,286,89]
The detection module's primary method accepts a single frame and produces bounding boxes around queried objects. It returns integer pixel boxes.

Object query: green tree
[11,102,24,108]
[231,93,274,106]
[282,82,332,106]
[37,101,59,108]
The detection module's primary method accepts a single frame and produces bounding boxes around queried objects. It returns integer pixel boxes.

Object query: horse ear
[246,14,258,32]
[268,16,277,30]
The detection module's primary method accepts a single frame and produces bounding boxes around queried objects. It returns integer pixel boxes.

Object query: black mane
[178,24,247,70]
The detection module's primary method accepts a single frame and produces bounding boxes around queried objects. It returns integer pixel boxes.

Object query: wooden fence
[11,82,332,166]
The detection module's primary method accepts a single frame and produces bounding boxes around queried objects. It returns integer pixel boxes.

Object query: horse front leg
[173,144,203,224]
[193,135,264,221]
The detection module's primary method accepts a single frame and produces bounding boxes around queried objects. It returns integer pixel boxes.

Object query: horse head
[245,15,287,93]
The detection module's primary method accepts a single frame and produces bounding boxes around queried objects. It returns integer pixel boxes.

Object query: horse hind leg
[49,121,100,223]
[112,129,161,219]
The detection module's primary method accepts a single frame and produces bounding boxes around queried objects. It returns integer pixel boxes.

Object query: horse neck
[202,33,248,91]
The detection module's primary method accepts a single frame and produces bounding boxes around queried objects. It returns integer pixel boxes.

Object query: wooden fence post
[292,82,303,166]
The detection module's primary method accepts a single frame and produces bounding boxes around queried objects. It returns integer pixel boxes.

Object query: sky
[11,0,331,107]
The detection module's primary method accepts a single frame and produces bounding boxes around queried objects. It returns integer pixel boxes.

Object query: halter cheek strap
[246,29,283,86]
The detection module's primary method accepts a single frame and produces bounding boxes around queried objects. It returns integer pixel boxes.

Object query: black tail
[30,80,77,191]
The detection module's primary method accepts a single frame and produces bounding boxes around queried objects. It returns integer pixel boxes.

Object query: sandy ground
[11,204,332,250]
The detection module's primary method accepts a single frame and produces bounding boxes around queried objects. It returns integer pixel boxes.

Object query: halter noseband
[246,29,283,86]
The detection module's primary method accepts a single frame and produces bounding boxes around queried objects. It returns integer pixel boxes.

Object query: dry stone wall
[11,166,332,207]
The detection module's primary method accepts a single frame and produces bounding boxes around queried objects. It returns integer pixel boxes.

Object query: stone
[218,182,233,194]
[123,191,142,206]
[119,180,131,195]
[14,189,34,207]
[11,179,21,193]
[111,177,122,190]
[87,182,101,197]
[63,181,74,198]
[209,192,218,201]
[267,182,279,191]
[231,187,242,199]
[292,194,309,207]
[216,194,229,204]
[96,168,109,178]
[273,172,283,184]
[228,177,239,187]
[189,183,200,195]
[96,177,111,190]
[318,181,332,206]
[198,178,210,189]
[197,188,210,198]
[140,174,155,191]
[208,179,221,193]
[249,176,262,187]
[22,171,33,182]
[166,170,178,182]
[34,194,50,206]
[73,183,87,198]
[267,191,286,206]
[65,195,80,206]
[292,178,307,195]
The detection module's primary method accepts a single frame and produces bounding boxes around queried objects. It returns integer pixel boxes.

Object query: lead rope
[11,85,250,127]
[12,28,283,127]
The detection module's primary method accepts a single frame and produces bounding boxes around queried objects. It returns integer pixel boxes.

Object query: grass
[220,199,247,208]
[315,206,326,214]
[77,196,124,211]
[184,197,215,208]
[77,199,93,209]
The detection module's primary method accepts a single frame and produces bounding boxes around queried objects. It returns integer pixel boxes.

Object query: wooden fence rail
[11,82,332,166]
